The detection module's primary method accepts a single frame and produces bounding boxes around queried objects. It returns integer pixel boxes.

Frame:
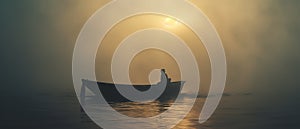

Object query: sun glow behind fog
[54,0,290,94]
[95,14,211,91]
[163,17,179,28]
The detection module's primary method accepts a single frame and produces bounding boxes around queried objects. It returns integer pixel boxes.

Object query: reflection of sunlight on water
[81,96,209,129]
[81,94,284,129]
[111,101,171,117]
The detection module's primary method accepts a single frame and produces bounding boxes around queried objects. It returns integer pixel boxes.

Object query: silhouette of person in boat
[81,69,184,103]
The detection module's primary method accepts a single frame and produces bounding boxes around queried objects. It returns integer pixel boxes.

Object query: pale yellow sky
[43,0,299,95]
[95,14,211,93]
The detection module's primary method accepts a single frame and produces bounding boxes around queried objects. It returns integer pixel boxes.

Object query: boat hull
[81,80,184,103]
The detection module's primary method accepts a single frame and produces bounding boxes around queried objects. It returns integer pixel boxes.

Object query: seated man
[160,69,171,84]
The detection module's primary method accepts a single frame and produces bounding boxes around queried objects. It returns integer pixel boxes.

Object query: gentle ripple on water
[80,96,207,129]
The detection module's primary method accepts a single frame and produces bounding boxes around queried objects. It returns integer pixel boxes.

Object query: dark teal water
[1,90,299,129]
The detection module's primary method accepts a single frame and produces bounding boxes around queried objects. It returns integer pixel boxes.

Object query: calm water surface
[1,91,298,129]
[79,93,299,129]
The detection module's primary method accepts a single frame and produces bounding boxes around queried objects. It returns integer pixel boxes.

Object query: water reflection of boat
[80,69,185,103]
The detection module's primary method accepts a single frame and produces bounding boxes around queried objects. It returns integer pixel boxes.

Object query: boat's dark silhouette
[80,69,184,103]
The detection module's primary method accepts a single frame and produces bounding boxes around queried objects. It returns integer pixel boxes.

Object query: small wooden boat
[80,69,185,103]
